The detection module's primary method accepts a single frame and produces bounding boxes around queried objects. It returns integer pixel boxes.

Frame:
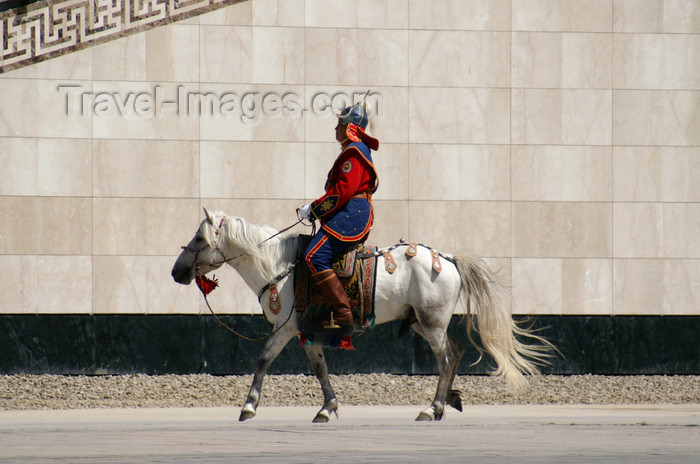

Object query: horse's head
[171,208,228,285]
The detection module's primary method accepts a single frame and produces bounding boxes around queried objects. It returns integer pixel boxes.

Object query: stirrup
[324,313,341,330]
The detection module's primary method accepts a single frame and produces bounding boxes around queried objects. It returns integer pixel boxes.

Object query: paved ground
[1,405,698,463]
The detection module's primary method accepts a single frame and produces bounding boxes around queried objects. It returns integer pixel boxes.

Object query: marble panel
[197,199,306,233]
[91,81,200,140]
[38,80,94,138]
[663,259,700,315]
[199,0,253,25]
[512,89,612,145]
[0,255,93,314]
[252,0,305,26]
[92,198,200,256]
[613,258,664,314]
[37,138,92,197]
[511,32,562,88]
[370,199,409,247]
[93,139,199,198]
[562,258,614,315]
[0,79,39,136]
[304,142,337,200]
[0,197,92,255]
[93,256,201,314]
[614,203,700,259]
[368,143,409,201]
[407,201,511,257]
[513,32,612,89]
[663,203,700,258]
[0,79,93,138]
[512,258,613,315]
[512,145,612,201]
[303,86,407,144]
[613,203,663,258]
[662,0,700,32]
[0,256,40,314]
[409,31,510,87]
[408,0,510,30]
[616,257,700,315]
[512,202,612,258]
[197,83,304,142]
[512,258,563,315]
[512,0,613,32]
[613,90,700,147]
[408,144,510,201]
[200,141,305,199]
[0,138,38,196]
[613,34,700,90]
[92,33,147,82]
[614,0,700,33]
[561,33,613,89]
[304,28,408,86]
[200,26,304,84]
[409,87,510,144]
[146,24,200,83]
[613,0,664,32]
[305,0,408,29]
[613,147,700,202]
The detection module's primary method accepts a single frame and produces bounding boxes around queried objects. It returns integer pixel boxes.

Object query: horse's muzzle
[171,263,194,285]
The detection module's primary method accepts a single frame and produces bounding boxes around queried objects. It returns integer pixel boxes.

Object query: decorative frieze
[0,0,243,73]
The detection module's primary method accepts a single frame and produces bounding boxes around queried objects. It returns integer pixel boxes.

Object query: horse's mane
[221,214,299,280]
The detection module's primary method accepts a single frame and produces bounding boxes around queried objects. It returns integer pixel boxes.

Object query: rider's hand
[299,204,311,219]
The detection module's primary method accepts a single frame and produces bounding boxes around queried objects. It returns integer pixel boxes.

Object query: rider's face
[335,121,347,143]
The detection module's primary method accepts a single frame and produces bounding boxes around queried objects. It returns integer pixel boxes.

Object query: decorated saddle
[295,236,379,349]
[293,238,448,350]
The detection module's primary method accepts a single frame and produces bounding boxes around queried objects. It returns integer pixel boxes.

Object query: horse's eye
[195,236,204,243]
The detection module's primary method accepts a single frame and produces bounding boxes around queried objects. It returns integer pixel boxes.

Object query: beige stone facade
[1,0,698,316]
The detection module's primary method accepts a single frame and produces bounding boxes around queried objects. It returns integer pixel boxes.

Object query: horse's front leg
[239,320,297,421]
[303,343,338,423]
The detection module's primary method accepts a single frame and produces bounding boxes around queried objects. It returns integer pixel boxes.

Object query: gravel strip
[1,374,698,410]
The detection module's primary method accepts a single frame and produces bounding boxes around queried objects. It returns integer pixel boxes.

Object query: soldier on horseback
[299,102,379,331]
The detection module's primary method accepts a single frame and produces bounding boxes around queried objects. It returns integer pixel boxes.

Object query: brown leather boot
[311,269,354,329]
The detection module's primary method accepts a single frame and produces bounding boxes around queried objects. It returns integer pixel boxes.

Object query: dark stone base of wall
[0,315,697,375]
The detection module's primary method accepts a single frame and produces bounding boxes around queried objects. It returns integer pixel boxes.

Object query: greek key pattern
[1,0,242,73]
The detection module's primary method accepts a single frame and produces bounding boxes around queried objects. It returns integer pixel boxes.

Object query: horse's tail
[453,252,555,391]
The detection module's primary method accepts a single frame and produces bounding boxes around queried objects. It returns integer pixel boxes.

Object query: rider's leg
[304,231,354,329]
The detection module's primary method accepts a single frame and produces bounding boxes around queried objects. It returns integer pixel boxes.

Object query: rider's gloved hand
[299,204,311,220]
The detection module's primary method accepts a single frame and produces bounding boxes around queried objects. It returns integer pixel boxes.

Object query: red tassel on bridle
[195,274,219,295]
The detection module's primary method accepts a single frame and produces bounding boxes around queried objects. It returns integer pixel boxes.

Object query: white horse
[171,209,553,422]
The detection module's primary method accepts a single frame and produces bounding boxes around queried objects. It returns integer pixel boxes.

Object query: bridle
[180,215,311,342]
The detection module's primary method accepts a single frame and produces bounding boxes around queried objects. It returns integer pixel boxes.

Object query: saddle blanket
[295,238,378,349]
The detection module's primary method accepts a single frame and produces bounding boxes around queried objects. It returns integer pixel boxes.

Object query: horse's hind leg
[303,343,338,423]
[412,322,463,421]
[239,322,297,421]
[445,335,465,412]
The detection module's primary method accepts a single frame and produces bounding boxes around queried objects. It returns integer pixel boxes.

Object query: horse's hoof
[415,411,434,421]
[239,411,256,421]
[446,389,463,412]
[239,404,256,421]
[312,406,338,423]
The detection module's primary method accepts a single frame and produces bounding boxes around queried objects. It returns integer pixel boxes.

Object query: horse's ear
[203,207,214,225]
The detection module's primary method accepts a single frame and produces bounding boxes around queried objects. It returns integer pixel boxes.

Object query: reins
[191,216,313,342]
[196,265,295,343]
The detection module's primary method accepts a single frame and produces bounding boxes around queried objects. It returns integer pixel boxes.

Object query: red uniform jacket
[308,141,378,242]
